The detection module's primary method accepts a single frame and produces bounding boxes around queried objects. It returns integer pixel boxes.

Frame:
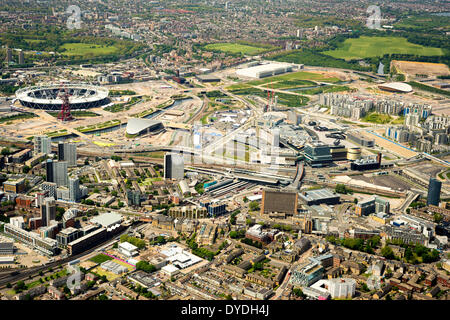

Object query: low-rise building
[118,242,139,257]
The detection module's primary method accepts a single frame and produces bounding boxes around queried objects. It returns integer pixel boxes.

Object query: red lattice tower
[57,86,73,122]
[264,88,270,112]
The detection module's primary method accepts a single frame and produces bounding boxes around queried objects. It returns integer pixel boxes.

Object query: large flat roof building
[236,63,293,79]
[302,142,333,167]
[261,189,298,215]
[118,242,139,257]
[299,188,340,206]
[90,212,123,229]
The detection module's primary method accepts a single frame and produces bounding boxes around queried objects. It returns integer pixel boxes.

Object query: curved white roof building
[16,83,109,110]
[126,118,164,136]
[378,82,413,93]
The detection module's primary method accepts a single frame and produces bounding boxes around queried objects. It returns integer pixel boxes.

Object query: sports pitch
[59,43,119,56]
[323,36,444,60]
[203,43,273,55]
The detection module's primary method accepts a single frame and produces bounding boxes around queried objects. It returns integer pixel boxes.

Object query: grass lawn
[226,71,340,92]
[90,254,114,264]
[93,141,116,147]
[300,85,352,95]
[390,116,405,125]
[92,267,120,281]
[47,111,100,118]
[248,71,341,85]
[323,36,444,60]
[59,43,119,57]
[139,177,163,186]
[204,43,274,55]
[362,112,393,124]
[25,39,45,44]
[150,151,166,158]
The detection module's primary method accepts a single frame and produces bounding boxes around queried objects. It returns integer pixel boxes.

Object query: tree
[335,184,351,194]
[381,246,395,260]
[136,261,156,273]
[354,198,358,204]
[433,213,443,223]
[87,280,95,289]
[249,201,260,212]
[63,286,70,294]
[14,280,26,292]
[22,165,31,174]
[1,147,11,156]
[292,288,306,298]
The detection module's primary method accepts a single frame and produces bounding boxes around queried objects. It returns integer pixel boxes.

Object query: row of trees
[136,261,157,273]
[326,235,381,254]
[120,234,146,250]
[335,184,353,195]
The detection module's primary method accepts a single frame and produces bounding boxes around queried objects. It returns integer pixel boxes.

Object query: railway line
[0,223,140,290]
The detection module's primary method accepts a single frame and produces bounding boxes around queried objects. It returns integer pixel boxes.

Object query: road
[271,247,314,300]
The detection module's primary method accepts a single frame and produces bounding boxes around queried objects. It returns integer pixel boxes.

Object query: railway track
[0,223,140,290]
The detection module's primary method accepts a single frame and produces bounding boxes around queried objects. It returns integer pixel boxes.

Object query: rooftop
[90,212,123,228]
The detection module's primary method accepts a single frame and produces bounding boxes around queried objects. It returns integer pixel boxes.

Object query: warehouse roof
[90,212,123,228]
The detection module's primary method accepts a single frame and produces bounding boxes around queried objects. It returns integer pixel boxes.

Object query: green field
[323,36,444,60]
[90,254,114,264]
[300,85,352,95]
[248,71,341,85]
[394,15,450,32]
[204,43,274,56]
[408,81,450,97]
[362,113,393,124]
[226,71,341,91]
[59,43,119,57]
[47,111,100,118]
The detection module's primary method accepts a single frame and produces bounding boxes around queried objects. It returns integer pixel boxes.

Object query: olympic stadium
[15,83,110,110]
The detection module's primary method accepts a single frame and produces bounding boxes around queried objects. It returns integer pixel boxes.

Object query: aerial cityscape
[0,0,450,304]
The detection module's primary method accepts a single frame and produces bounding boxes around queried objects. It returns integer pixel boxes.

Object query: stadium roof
[126,118,162,135]
[378,82,413,93]
[15,83,109,105]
